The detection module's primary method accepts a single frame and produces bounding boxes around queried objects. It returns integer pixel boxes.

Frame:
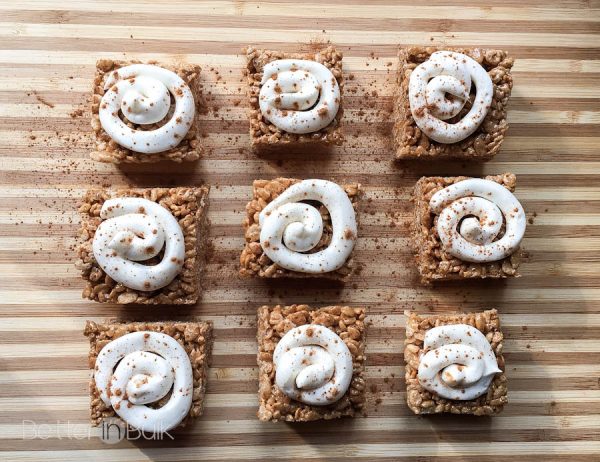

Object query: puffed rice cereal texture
[84,320,212,427]
[76,186,209,304]
[257,304,367,422]
[393,47,513,160]
[244,46,344,149]
[240,178,361,280]
[91,59,204,164]
[404,309,507,415]
[412,173,522,284]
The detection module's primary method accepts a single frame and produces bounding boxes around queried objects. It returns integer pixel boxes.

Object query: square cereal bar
[84,320,212,428]
[393,47,513,160]
[77,186,209,304]
[244,46,344,149]
[404,309,507,415]
[257,304,367,422]
[91,59,203,163]
[412,173,521,284]
[240,178,361,280]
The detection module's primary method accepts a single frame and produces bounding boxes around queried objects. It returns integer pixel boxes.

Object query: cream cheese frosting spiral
[92,197,185,291]
[99,64,195,154]
[274,324,353,405]
[95,331,193,432]
[258,179,357,273]
[408,51,493,144]
[418,324,501,400]
[258,59,340,134]
[430,178,526,263]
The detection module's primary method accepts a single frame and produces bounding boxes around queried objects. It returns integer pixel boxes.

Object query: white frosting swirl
[259,59,340,134]
[408,51,493,144]
[418,324,501,400]
[95,331,193,432]
[100,64,195,153]
[92,197,185,291]
[274,324,353,405]
[430,178,526,263]
[258,179,357,273]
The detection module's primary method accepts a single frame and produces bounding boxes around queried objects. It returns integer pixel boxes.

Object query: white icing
[99,64,195,154]
[258,179,357,274]
[418,324,501,401]
[92,197,185,291]
[430,178,526,263]
[408,51,493,144]
[259,59,340,134]
[273,324,353,405]
[95,331,193,432]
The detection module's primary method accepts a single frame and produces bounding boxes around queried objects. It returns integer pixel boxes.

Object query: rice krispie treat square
[240,178,361,280]
[404,309,507,415]
[244,46,344,149]
[393,47,514,160]
[77,186,209,304]
[91,59,203,163]
[412,173,524,284]
[257,304,367,422]
[84,320,212,429]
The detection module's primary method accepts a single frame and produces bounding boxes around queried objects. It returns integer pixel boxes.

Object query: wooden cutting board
[1,1,599,460]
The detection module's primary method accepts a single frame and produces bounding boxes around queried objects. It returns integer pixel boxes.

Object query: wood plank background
[1,0,599,460]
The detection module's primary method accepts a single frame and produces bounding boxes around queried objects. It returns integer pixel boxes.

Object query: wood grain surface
[1,0,599,460]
